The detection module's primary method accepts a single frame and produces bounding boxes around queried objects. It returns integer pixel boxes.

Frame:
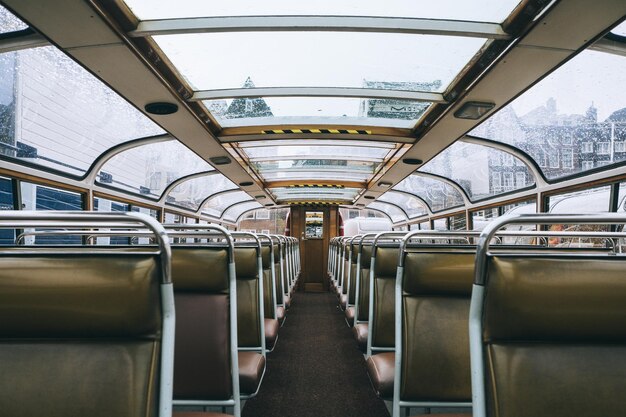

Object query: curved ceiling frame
[367,199,410,222]
[459,135,547,188]
[84,134,173,184]
[220,199,259,222]
[382,189,434,217]
[195,188,247,216]
[407,171,471,206]
[159,170,218,204]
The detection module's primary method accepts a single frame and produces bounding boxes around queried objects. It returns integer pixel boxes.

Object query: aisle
[242,292,390,417]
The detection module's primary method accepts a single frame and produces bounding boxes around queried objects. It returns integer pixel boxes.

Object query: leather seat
[238,351,266,395]
[264,318,279,351]
[353,323,368,352]
[345,306,355,326]
[339,293,348,309]
[410,414,470,417]
[284,294,291,309]
[174,413,232,417]
[366,352,395,399]
[277,306,285,322]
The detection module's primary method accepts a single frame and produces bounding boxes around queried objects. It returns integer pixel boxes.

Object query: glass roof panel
[126,0,521,23]
[239,140,396,161]
[223,201,263,222]
[367,201,407,223]
[166,173,238,211]
[611,21,626,37]
[394,174,465,212]
[201,191,252,218]
[254,159,379,177]
[261,169,371,182]
[155,33,485,93]
[378,191,428,218]
[97,140,213,199]
[420,142,534,201]
[270,187,361,202]
[471,50,626,181]
[0,46,165,176]
[204,96,430,129]
[0,5,28,33]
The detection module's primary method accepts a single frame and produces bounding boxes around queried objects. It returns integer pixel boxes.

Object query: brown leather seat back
[357,244,372,321]
[273,244,284,304]
[261,245,275,319]
[348,243,359,303]
[171,247,233,401]
[0,252,163,417]
[341,244,350,294]
[483,255,626,417]
[401,250,475,402]
[234,247,262,348]
[371,246,399,348]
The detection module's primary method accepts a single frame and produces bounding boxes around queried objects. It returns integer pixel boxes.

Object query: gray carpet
[242,292,390,417]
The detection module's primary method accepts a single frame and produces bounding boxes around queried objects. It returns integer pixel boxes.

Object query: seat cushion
[410,414,471,417]
[174,413,231,417]
[264,318,279,350]
[238,351,266,395]
[366,352,395,399]
[353,322,369,352]
[277,306,285,322]
[345,306,355,327]
[284,294,291,309]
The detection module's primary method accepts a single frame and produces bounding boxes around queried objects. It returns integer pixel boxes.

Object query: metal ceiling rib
[130,16,511,39]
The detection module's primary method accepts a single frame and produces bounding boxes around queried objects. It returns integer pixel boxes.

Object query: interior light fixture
[144,102,178,115]
[209,156,231,165]
[264,203,274,207]
[239,181,254,187]
[403,158,423,165]
[453,101,495,120]
[255,195,266,199]
[364,195,375,200]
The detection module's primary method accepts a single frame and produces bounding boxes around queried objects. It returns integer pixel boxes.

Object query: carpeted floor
[242,292,390,417]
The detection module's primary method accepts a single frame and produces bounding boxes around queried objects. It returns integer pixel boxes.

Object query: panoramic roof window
[166,173,237,211]
[0,47,164,176]
[471,50,626,181]
[270,187,361,203]
[201,190,253,218]
[204,96,431,129]
[378,191,428,218]
[126,0,521,22]
[393,174,465,212]
[612,21,626,37]
[367,201,408,223]
[238,140,397,160]
[0,5,28,33]
[420,141,534,201]
[155,32,485,93]
[97,140,213,199]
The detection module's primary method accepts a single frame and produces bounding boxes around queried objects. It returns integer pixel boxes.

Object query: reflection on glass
[433,218,447,231]
[471,50,626,181]
[98,140,213,198]
[156,32,485,93]
[166,174,237,210]
[548,186,610,213]
[0,5,28,33]
[0,176,15,245]
[254,159,378,175]
[449,213,467,231]
[420,142,534,201]
[204,96,431,129]
[378,191,428,218]
[368,201,407,222]
[94,197,131,245]
[238,207,289,235]
[262,170,372,182]
[126,0,521,22]
[19,182,82,245]
[393,174,464,212]
[305,211,324,238]
[0,47,165,176]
